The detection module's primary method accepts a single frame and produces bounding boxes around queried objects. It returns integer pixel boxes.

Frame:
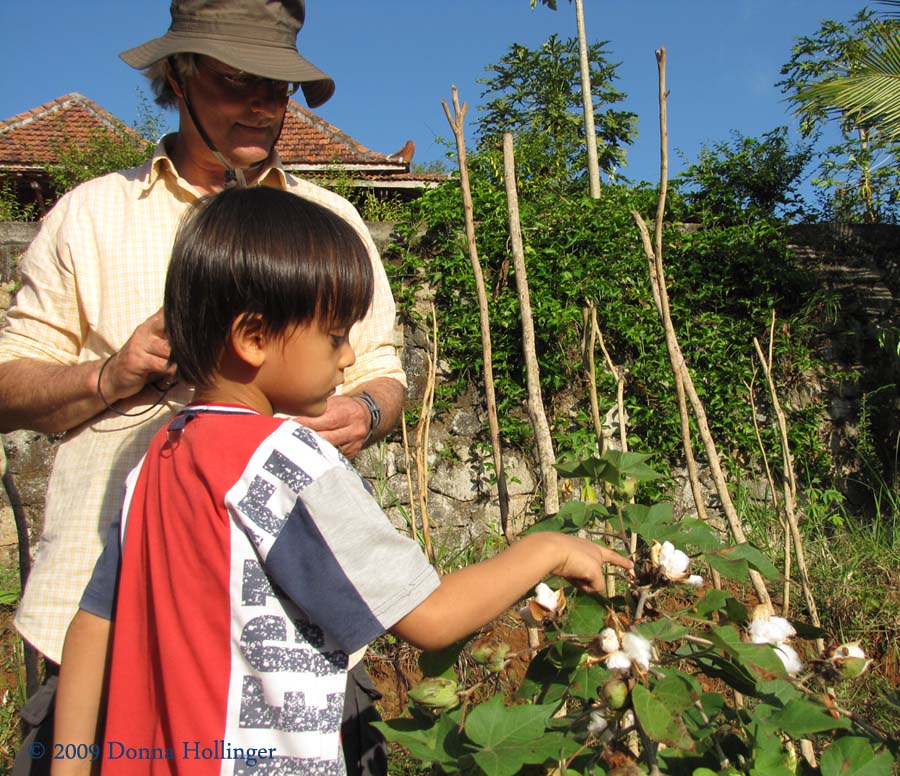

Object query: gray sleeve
[264,467,439,654]
[78,516,122,620]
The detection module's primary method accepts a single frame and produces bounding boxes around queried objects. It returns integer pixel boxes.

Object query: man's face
[177,56,295,169]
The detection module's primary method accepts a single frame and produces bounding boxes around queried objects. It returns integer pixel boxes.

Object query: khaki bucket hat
[119,0,335,108]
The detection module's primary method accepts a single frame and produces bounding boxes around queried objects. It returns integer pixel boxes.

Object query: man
[2,2,403,774]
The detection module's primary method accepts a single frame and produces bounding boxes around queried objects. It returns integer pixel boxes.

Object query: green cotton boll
[408,677,461,710]
[601,677,631,710]
[470,637,511,669]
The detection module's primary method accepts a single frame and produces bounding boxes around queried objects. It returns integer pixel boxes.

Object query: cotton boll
[774,642,803,676]
[622,632,652,671]
[658,541,690,578]
[534,582,559,611]
[599,627,620,654]
[749,616,796,646]
[587,710,609,736]
[605,650,633,672]
[687,574,704,587]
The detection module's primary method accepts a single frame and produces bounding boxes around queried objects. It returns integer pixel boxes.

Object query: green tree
[676,128,812,226]
[476,34,636,192]
[778,9,900,223]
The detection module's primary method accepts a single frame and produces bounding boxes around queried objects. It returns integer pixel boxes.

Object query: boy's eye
[331,333,348,348]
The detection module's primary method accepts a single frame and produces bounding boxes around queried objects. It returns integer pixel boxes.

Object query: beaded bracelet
[96,353,174,418]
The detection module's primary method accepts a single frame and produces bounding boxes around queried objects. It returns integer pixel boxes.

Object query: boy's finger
[599,548,634,570]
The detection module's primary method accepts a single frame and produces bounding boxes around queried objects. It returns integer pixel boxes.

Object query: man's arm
[294,376,404,459]
[0,309,176,434]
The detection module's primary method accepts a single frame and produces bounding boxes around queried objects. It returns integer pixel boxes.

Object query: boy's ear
[229,314,268,368]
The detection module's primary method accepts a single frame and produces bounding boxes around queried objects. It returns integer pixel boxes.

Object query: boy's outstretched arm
[52,610,111,776]
[391,533,632,652]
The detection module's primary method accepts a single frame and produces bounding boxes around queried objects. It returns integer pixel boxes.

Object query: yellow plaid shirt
[1,138,405,662]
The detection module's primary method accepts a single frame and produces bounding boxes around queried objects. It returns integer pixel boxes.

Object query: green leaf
[716,543,780,579]
[654,518,722,550]
[694,588,730,618]
[767,699,852,737]
[634,618,689,642]
[820,737,895,776]
[565,592,609,635]
[374,711,461,767]
[568,662,612,701]
[632,684,694,750]
[464,696,563,776]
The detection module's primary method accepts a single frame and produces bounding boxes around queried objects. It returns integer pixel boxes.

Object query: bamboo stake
[502,132,559,516]
[634,48,767,604]
[400,412,418,546]
[414,304,438,566]
[752,334,823,651]
[441,87,512,540]
[582,305,605,452]
[747,371,791,611]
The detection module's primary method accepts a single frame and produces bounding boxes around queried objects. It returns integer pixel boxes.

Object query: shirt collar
[143,134,288,195]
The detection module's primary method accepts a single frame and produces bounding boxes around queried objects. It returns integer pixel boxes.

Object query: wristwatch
[354,390,381,446]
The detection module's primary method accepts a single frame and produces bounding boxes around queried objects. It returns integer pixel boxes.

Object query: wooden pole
[502,132,559,516]
[574,0,601,198]
[441,87,512,539]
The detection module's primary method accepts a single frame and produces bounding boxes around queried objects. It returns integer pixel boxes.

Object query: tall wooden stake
[502,132,559,516]
[442,87,512,540]
[633,49,768,605]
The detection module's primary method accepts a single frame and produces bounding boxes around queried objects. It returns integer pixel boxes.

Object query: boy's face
[257,319,356,417]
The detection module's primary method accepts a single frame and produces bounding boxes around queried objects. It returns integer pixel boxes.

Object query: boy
[53,187,632,775]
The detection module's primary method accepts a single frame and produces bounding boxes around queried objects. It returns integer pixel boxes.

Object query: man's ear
[229,314,268,368]
[166,60,186,100]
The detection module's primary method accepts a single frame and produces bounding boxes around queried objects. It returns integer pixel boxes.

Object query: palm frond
[795,31,900,139]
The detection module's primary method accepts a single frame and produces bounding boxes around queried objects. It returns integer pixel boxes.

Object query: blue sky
[1,1,865,186]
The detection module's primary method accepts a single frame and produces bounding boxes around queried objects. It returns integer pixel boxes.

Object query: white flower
[587,710,609,736]
[749,616,796,646]
[774,643,803,676]
[533,582,559,611]
[599,627,620,654]
[605,650,633,672]
[687,574,704,588]
[622,632,653,671]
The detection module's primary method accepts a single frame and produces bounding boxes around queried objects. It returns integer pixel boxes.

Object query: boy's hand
[549,534,633,595]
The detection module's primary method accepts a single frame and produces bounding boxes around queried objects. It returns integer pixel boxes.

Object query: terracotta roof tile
[0,93,143,169]
[277,101,408,172]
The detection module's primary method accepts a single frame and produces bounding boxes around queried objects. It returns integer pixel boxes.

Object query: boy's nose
[340,343,356,370]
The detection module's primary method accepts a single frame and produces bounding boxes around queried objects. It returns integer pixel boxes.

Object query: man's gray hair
[144,53,198,108]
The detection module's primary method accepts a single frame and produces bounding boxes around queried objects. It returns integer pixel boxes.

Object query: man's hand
[294,395,370,458]
[99,309,176,404]
[0,308,177,434]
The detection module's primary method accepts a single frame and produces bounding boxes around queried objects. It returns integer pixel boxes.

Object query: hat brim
[120,33,335,108]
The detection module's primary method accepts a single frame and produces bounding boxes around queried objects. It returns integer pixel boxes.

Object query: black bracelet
[97,354,172,418]
[354,390,381,446]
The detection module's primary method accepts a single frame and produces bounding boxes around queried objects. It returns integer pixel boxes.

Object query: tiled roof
[277,101,409,173]
[0,93,143,170]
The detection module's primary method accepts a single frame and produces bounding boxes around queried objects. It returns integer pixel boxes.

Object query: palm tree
[794,2,900,141]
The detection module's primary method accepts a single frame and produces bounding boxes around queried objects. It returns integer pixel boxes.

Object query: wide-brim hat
[120,0,334,108]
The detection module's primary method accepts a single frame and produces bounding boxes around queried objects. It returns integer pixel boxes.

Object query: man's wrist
[353,390,381,445]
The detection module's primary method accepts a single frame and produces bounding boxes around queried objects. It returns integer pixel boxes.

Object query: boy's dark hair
[165,187,374,388]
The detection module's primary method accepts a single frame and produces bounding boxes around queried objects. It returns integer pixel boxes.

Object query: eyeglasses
[196,58,300,100]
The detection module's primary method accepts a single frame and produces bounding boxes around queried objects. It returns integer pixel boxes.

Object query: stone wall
[2,221,899,567]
